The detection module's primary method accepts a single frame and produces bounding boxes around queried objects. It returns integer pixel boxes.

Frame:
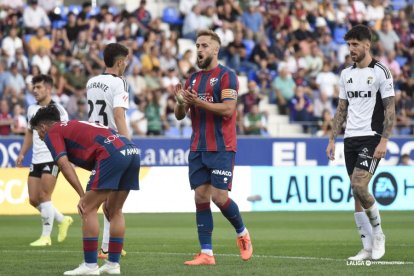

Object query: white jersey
[27,102,69,164]
[339,59,395,138]
[86,73,129,130]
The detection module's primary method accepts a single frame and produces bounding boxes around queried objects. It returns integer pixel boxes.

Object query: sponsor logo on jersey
[198,94,214,102]
[212,169,232,177]
[120,148,139,156]
[104,134,120,144]
[347,91,372,98]
[210,78,218,87]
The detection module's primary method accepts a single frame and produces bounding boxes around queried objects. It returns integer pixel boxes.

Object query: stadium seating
[242,39,255,59]
[334,26,347,44]
[162,7,183,26]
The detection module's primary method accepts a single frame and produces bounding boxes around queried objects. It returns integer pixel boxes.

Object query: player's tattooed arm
[382,96,395,139]
[329,99,348,141]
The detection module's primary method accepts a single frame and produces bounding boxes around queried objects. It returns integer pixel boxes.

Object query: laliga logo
[372,172,397,206]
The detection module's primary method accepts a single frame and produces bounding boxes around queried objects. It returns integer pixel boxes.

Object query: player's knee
[29,197,39,208]
[194,192,210,203]
[211,194,228,207]
[351,181,366,198]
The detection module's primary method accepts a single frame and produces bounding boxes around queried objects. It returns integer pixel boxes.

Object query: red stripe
[221,110,237,152]
[112,137,124,149]
[196,202,210,211]
[83,239,98,251]
[205,112,217,151]
[220,198,231,210]
[191,107,200,151]
[228,155,235,190]
[109,241,123,253]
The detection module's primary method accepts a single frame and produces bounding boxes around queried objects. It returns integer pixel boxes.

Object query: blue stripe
[197,73,210,150]
[227,68,239,91]
[109,237,124,243]
[214,67,227,151]
[84,237,98,241]
[44,135,57,159]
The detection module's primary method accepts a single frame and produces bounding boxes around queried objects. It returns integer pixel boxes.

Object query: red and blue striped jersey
[44,120,130,171]
[184,64,238,152]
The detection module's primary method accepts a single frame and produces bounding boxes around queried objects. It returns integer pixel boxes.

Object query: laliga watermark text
[347,260,408,266]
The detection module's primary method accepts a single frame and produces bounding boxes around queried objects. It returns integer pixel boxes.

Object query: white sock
[85,262,97,268]
[237,228,248,237]
[201,249,213,256]
[39,201,54,236]
[101,215,110,252]
[54,207,64,223]
[354,212,372,251]
[365,202,383,235]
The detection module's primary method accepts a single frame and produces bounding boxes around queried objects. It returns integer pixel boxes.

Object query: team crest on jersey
[192,79,196,85]
[367,76,374,85]
[210,78,218,87]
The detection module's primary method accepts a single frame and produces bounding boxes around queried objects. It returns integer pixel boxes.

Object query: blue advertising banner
[1,137,414,167]
[250,166,414,211]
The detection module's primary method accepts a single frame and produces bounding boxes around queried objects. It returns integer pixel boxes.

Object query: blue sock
[83,237,98,264]
[219,198,245,234]
[108,237,123,263]
[196,202,213,250]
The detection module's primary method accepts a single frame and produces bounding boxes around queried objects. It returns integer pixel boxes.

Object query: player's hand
[16,154,24,167]
[77,197,86,218]
[373,138,388,159]
[326,140,335,160]
[174,83,185,105]
[182,89,198,105]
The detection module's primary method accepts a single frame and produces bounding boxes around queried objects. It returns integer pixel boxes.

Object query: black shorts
[29,162,60,178]
[344,135,382,176]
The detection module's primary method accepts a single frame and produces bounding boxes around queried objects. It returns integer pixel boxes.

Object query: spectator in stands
[179,0,198,16]
[318,0,336,34]
[11,103,27,135]
[319,31,338,62]
[178,49,195,78]
[129,99,148,136]
[162,30,179,57]
[346,0,367,26]
[31,46,52,75]
[0,100,13,136]
[135,0,152,35]
[83,42,105,76]
[395,90,414,135]
[305,43,323,77]
[65,11,79,42]
[63,59,87,96]
[51,27,71,56]
[271,66,296,114]
[243,103,267,135]
[4,63,25,99]
[162,67,180,90]
[240,80,262,114]
[117,25,138,51]
[182,5,203,41]
[28,27,52,56]
[315,108,333,137]
[145,91,165,135]
[315,62,339,101]
[215,20,234,57]
[335,0,348,26]
[23,0,51,33]
[127,65,147,104]
[49,63,67,102]
[141,45,161,73]
[144,66,163,94]
[379,50,402,78]
[227,31,257,74]
[366,0,384,27]
[292,19,314,42]
[398,153,411,166]
[76,1,92,31]
[288,85,314,124]
[377,18,400,52]
[217,0,241,27]
[1,27,23,58]
[200,6,221,30]
[159,48,178,73]
[241,1,264,38]
[124,48,142,76]
[99,12,117,44]
[95,4,109,22]
[256,59,273,89]
[249,37,269,67]
[313,91,333,121]
[72,31,90,60]
[0,62,11,99]
[8,48,29,74]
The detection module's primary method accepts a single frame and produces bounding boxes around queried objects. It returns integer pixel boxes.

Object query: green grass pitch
[0,212,413,275]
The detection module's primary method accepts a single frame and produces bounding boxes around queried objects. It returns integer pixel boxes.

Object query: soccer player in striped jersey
[86,42,130,260]
[174,30,253,265]
[16,75,73,246]
[29,105,140,275]
[326,25,395,261]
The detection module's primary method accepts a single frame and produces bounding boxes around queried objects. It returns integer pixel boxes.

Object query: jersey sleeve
[377,66,395,99]
[113,78,129,109]
[44,126,67,161]
[220,70,238,101]
[57,104,69,121]
[338,70,347,100]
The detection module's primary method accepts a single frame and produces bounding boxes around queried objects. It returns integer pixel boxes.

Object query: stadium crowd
[0,0,413,137]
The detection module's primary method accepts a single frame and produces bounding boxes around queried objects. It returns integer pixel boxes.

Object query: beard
[351,51,366,63]
[197,55,213,69]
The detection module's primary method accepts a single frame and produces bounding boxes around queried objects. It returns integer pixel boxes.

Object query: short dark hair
[30,105,61,128]
[197,29,221,46]
[344,24,372,42]
[103,43,129,67]
[32,74,53,87]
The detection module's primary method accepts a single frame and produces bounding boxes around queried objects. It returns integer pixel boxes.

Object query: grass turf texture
[0,212,413,275]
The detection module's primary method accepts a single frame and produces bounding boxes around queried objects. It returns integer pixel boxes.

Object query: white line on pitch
[1,249,413,264]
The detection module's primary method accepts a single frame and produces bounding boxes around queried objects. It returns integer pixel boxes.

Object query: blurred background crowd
[0,0,413,137]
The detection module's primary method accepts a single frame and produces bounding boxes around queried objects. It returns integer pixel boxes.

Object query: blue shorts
[86,144,141,191]
[188,151,235,191]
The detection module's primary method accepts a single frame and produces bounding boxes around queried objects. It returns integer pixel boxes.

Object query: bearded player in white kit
[16,74,73,246]
[326,25,395,261]
[86,43,130,262]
